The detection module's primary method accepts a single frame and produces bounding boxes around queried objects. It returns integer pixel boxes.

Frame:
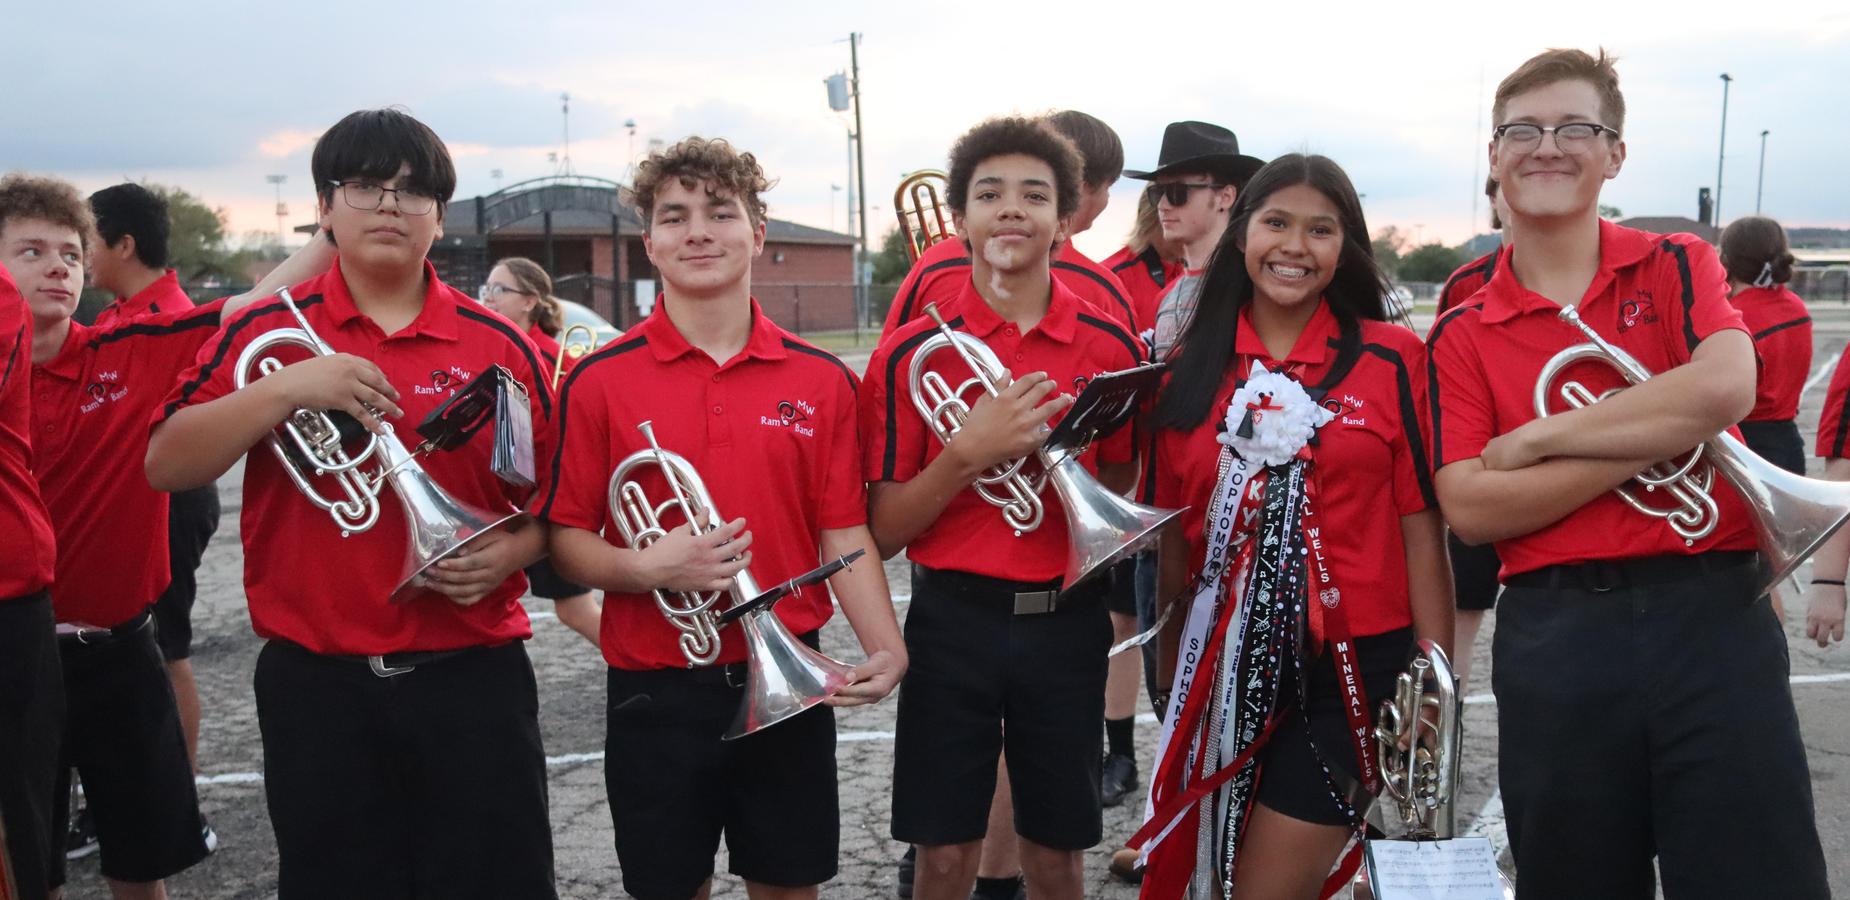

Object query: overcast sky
[8,0,1846,259]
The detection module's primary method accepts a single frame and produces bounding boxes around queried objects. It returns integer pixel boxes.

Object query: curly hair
[629,137,773,231]
[946,117,1083,221]
[0,173,95,257]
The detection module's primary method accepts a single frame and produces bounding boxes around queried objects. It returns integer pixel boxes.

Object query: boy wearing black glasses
[1426,49,1828,899]
[147,108,558,899]
[1123,121,1263,362]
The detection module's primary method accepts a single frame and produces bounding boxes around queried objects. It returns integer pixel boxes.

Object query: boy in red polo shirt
[146,109,558,899]
[88,182,221,786]
[541,137,905,900]
[862,117,1141,900]
[0,261,62,900]
[1426,49,1828,898]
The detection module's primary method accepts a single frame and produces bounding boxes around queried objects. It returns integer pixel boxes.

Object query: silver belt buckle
[368,655,415,678]
[1013,590,1058,616]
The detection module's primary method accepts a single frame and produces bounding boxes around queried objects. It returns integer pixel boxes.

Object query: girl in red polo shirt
[1137,154,1453,900]
[1720,216,1811,475]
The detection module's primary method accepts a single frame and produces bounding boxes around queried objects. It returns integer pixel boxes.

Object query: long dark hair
[1153,154,1390,431]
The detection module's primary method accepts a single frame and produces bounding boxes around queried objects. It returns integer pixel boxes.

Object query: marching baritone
[1425,49,1830,899]
[540,136,905,900]
[146,109,560,900]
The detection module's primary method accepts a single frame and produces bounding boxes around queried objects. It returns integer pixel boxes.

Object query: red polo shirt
[93,269,194,329]
[535,300,865,671]
[155,258,551,655]
[527,323,568,381]
[34,302,224,626]
[861,275,1141,582]
[1151,303,1433,637]
[881,238,1138,339]
[1815,351,1850,459]
[1433,246,1501,324]
[1728,285,1810,422]
[1427,220,1757,577]
[1103,244,1182,336]
[0,265,56,602]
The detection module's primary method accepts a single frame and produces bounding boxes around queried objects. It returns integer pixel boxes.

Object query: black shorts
[603,636,838,899]
[1739,418,1805,476]
[1494,552,1829,899]
[0,592,65,899]
[254,639,556,900]
[891,565,1112,851]
[152,483,220,661]
[524,556,589,601]
[1448,532,1502,611]
[1256,627,1413,826]
[53,611,207,884]
[1104,556,1139,616]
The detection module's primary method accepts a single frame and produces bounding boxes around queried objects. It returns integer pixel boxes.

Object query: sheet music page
[1364,837,1505,900]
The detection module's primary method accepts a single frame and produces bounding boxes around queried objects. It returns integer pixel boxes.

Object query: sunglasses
[1145,182,1226,207]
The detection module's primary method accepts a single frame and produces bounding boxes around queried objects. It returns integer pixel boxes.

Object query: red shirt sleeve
[859,333,931,484]
[1818,350,1850,459]
[1662,237,1747,355]
[1389,336,1433,515]
[818,370,868,529]
[1425,312,1495,468]
[155,300,252,426]
[534,365,615,533]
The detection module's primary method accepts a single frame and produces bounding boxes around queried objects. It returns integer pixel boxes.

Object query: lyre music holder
[1044,362,1167,455]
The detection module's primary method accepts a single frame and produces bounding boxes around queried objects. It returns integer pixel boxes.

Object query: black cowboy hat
[1122,121,1265,184]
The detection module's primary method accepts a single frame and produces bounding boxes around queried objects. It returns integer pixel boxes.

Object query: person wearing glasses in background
[1426,49,1829,899]
[480,256,603,648]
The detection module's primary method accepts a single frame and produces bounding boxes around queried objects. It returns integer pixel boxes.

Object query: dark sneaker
[897,844,915,899]
[65,804,99,861]
[1100,751,1140,808]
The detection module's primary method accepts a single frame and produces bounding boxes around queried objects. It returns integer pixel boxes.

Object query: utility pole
[850,32,869,325]
[265,174,287,246]
[559,92,575,176]
[1756,130,1770,214]
[1714,73,1732,226]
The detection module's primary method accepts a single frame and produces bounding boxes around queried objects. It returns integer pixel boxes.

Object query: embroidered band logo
[1319,394,1367,427]
[415,366,475,396]
[79,371,127,414]
[762,398,816,437]
[1619,292,1658,332]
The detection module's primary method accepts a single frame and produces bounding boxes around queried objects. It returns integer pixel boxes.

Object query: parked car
[556,299,621,364]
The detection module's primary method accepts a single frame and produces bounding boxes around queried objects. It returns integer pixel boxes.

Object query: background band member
[862,117,1141,900]
[1805,276,1850,648]
[478,255,603,647]
[1433,176,1510,689]
[1139,154,1451,899]
[1103,192,1184,345]
[541,136,904,900]
[87,182,222,790]
[1124,120,1265,364]
[146,109,559,899]
[0,261,63,900]
[1720,215,1810,475]
[1426,49,1830,899]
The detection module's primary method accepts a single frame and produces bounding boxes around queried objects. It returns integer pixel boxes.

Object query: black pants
[254,640,557,900]
[1738,418,1806,476]
[153,483,220,661]
[0,592,63,900]
[1494,553,1829,899]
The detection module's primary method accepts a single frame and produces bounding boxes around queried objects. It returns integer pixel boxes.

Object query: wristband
[1811,579,1845,586]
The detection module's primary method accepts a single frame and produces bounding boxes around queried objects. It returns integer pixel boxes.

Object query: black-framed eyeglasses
[477,283,533,303]
[1492,122,1619,152]
[1145,182,1226,207]
[328,180,439,216]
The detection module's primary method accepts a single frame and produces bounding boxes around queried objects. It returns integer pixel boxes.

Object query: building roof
[1618,216,1719,244]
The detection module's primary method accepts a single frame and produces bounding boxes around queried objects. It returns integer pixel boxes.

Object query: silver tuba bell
[1536,304,1850,593]
[608,421,857,740]
[234,288,524,603]
[908,302,1182,590]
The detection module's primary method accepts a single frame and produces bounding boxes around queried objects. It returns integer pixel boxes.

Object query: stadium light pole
[265,174,287,246]
[825,32,870,329]
[1756,130,1769,214]
[1714,73,1732,226]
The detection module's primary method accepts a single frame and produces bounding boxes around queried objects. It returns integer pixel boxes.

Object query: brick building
[403,176,857,331]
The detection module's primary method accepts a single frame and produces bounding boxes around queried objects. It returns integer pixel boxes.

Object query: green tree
[1398,243,1465,283]
[1598,204,1624,220]
[1372,225,1407,277]
[154,184,238,283]
[870,227,915,286]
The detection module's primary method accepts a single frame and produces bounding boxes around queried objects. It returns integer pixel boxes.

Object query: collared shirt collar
[118,269,184,311]
[36,320,91,380]
[1479,218,1657,325]
[317,257,460,341]
[1233,299,1339,367]
[642,297,788,368]
[952,274,1079,344]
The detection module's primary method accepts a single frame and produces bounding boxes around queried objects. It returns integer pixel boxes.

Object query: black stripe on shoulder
[1,322,22,395]
[1077,311,1141,364]
[538,333,649,522]
[1659,239,1700,353]
[1055,260,1136,326]
[160,294,325,420]
[1109,255,1139,273]
[1423,300,1482,467]
[1358,342,1437,508]
[457,306,551,418]
[1835,372,1850,459]
[1442,256,1497,294]
[880,322,956,481]
[781,338,858,392]
[1753,316,1811,342]
[896,256,972,324]
[89,304,222,348]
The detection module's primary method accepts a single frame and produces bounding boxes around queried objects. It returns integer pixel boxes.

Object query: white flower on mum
[1217,361,1337,467]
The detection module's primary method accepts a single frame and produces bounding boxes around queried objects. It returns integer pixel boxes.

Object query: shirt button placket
[708,369,732,445]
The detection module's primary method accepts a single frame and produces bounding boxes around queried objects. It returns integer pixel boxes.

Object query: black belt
[621,629,823,689]
[1504,550,1758,594]
[57,610,153,645]
[284,639,500,678]
[913,566,1102,615]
